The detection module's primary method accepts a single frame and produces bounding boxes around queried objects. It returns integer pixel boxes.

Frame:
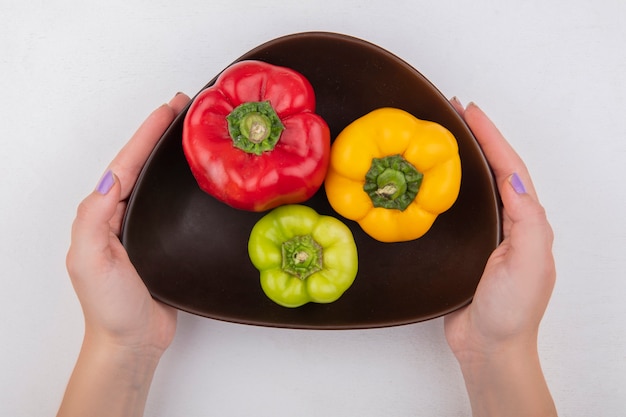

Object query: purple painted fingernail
[510,172,527,194]
[96,170,115,195]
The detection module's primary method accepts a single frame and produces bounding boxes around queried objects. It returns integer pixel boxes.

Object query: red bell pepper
[182,60,331,212]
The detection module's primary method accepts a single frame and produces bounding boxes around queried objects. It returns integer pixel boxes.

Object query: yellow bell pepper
[324,108,461,243]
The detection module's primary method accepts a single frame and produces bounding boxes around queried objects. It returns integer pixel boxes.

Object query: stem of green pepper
[363,154,423,211]
[226,101,285,156]
[281,235,323,280]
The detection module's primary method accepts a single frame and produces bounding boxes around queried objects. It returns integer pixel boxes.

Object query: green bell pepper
[248,204,358,308]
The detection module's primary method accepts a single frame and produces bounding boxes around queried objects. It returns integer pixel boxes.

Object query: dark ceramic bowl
[121,32,502,329]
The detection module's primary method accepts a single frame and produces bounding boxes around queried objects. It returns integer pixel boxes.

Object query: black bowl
[121,32,501,329]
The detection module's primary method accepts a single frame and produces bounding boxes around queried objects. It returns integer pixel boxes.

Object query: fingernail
[466,101,479,110]
[509,172,527,194]
[450,96,465,115]
[96,170,115,195]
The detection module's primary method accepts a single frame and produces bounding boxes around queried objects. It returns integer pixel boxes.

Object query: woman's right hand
[444,100,557,417]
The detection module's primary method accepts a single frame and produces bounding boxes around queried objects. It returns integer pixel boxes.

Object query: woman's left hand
[66,93,189,354]
[59,93,190,417]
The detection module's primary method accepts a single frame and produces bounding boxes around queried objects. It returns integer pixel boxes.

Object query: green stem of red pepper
[363,154,423,211]
[226,101,285,155]
[281,234,323,280]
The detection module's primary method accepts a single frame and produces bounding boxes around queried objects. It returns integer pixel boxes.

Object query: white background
[2,0,625,416]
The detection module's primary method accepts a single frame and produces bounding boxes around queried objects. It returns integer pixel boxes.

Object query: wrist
[453,332,538,370]
[57,330,163,417]
[455,338,557,417]
[82,327,165,368]
[83,316,172,359]
[457,337,539,382]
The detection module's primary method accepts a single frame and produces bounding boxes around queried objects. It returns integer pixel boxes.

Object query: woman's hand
[444,100,557,416]
[58,93,190,417]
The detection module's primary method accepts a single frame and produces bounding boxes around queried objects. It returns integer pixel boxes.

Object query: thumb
[68,170,121,270]
[501,173,554,272]
[502,173,550,229]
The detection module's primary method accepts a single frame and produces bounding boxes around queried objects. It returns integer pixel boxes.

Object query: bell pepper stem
[244,113,271,143]
[281,234,323,280]
[227,101,284,155]
[363,154,423,211]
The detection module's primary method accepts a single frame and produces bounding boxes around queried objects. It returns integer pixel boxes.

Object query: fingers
[458,100,553,252]
[458,101,538,200]
[168,92,191,114]
[459,103,546,224]
[450,96,465,116]
[450,98,551,237]
[68,93,191,273]
[108,93,191,199]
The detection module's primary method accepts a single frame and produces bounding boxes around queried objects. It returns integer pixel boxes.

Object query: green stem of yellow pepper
[363,154,423,211]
